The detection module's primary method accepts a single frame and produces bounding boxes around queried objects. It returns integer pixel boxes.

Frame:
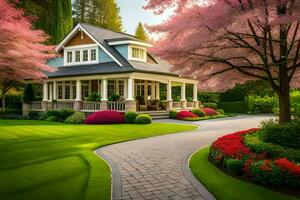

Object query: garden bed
[205,123,300,197]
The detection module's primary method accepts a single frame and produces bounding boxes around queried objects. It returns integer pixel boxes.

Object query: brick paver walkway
[96,115,273,200]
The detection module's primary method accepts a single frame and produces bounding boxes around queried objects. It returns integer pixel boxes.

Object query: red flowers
[84,110,125,124]
[212,129,257,159]
[202,108,219,116]
[274,158,300,176]
[176,110,198,120]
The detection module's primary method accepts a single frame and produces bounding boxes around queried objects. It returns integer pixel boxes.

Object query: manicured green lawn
[190,147,299,200]
[0,119,196,200]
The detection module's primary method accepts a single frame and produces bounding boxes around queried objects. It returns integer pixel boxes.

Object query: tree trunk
[278,88,291,124]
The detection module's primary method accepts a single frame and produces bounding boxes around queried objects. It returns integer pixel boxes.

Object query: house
[24,23,199,114]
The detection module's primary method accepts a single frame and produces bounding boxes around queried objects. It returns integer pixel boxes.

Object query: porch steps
[138,111,170,119]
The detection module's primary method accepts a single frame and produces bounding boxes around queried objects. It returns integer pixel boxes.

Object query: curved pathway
[95,115,274,200]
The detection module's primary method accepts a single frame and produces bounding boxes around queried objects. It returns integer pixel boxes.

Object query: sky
[116,0,171,35]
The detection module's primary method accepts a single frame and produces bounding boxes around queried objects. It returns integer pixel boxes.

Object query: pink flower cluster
[84,110,125,124]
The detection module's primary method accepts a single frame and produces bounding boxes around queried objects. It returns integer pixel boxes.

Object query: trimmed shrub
[203,102,217,109]
[169,110,178,119]
[202,108,219,116]
[45,116,58,122]
[6,94,22,110]
[46,109,74,122]
[125,112,138,124]
[244,133,300,163]
[218,102,247,113]
[225,159,243,175]
[64,112,86,124]
[260,120,300,148]
[217,109,225,115]
[191,109,205,117]
[134,114,152,124]
[84,110,125,124]
[23,84,35,103]
[198,92,219,103]
[28,111,45,120]
[176,110,198,120]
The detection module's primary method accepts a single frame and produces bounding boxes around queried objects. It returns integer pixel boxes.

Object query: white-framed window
[64,45,98,66]
[129,45,146,62]
[75,51,80,62]
[56,81,76,100]
[118,80,124,96]
[82,80,90,99]
[83,50,88,61]
[108,80,116,98]
[91,49,96,61]
[67,51,73,63]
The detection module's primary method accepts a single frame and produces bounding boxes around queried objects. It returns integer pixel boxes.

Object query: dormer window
[67,52,72,63]
[129,46,146,62]
[64,45,98,66]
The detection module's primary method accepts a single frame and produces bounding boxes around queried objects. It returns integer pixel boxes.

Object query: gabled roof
[52,23,180,78]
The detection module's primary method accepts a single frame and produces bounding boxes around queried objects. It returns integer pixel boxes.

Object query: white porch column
[101,79,108,100]
[42,82,48,101]
[181,82,186,101]
[193,83,198,101]
[75,80,82,101]
[166,80,172,110]
[127,78,134,100]
[151,82,155,99]
[49,84,53,101]
[155,82,160,99]
[53,81,57,100]
[124,79,128,99]
[167,80,172,101]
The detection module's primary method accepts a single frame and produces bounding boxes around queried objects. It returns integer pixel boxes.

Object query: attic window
[131,47,145,60]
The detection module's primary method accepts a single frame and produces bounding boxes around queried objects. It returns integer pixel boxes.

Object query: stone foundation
[100,100,108,110]
[166,101,173,111]
[74,101,83,111]
[125,100,136,112]
[181,101,187,109]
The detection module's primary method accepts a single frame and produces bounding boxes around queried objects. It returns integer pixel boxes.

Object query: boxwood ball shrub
[202,108,220,116]
[216,109,225,115]
[46,109,75,122]
[84,110,125,124]
[64,112,86,124]
[125,112,138,124]
[203,102,218,109]
[134,114,152,124]
[191,109,205,117]
[169,110,178,119]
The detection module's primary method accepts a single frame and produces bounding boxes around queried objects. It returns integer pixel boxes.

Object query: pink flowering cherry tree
[0,0,55,110]
[145,0,300,124]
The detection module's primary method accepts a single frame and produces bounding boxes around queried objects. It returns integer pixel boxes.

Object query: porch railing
[29,101,42,110]
[186,102,194,108]
[172,102,182,109]
[82,101,101,111]
[108,101,125,111]
[48,101,74,110]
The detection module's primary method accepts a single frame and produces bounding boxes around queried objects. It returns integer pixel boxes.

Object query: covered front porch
[25,72,199,114]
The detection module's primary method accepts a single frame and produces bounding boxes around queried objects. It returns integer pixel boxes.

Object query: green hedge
[217,101,247,113]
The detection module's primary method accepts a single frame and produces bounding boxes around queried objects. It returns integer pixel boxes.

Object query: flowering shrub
[209,128,300,188]
[84,110,125,124]
[202,108,219,116]
[176,110,198,120]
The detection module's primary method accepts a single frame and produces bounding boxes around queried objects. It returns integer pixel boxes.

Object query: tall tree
[73,0,123,32]
[135,22,149,42]
[145,0,300,124]
[0,0,55,110]
[19,0,73,44]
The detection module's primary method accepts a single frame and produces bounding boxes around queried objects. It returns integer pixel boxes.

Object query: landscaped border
[189,147,299,200]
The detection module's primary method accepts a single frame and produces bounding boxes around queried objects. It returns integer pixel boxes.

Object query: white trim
[64,44,98,50]
[108,40,152,47]
[56,24,123,67]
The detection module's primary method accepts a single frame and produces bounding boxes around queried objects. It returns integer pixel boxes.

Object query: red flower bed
[212,129,258,159]
[84,110,125,124]
[209,128,300,188]
[202,108,219,116]
[176,110,198,120]
[274,158,300,176]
